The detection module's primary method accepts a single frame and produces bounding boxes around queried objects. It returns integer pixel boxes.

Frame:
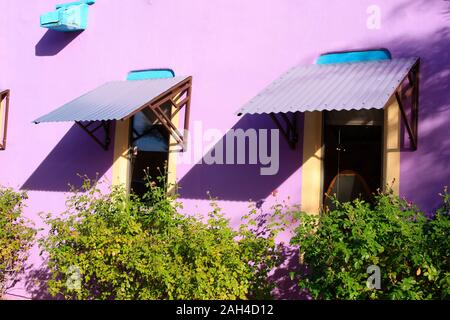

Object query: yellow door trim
[166,98,181,193]
[301,111,324,215]
[112,119,131,190]
[383,95,401,194]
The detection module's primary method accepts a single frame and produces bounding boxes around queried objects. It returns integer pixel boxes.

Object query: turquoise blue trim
[316,49,391,65]
[40,0,95,32]
[127,69,175,81]
[40,11,60,24]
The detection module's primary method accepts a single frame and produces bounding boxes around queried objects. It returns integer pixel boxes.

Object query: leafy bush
[40,177,286,300]
[291,189,450,300]
[0,187,36,297]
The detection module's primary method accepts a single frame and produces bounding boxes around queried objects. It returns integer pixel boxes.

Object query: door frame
[300,96,401,214]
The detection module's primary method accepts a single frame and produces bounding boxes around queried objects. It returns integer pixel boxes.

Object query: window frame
[0,89,10,151]
[300,96,402,214]
[112,99,182,194]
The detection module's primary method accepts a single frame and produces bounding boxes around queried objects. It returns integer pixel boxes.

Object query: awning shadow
[21,124,113,192]
[269,245,311,300]
[35,30,83,56]
[177,114,303,202]
[383,26,450,211]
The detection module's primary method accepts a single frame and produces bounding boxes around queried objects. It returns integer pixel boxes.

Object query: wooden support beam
[76,120,111,150]
[395,91,417,150]
[269,112,298,149]
[143,78,192,151]
[0,90,10,150]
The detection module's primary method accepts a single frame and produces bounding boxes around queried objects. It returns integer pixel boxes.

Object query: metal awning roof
[33,76,193,151]
[236,57,419,115]
[34,76,190,123]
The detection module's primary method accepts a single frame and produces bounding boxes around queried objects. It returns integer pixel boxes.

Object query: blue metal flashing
[40,0,95,32]
[316,49,392,65]
[127,69,175,81]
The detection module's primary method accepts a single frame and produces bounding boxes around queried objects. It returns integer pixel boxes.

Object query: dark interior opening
[323,110,383,209]
[130,108,171,197]
[131,149,169,197]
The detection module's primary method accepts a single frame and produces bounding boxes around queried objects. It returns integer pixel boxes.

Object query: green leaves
[39,177,285,300]
[291,190,450,300]
[0,187,36,297]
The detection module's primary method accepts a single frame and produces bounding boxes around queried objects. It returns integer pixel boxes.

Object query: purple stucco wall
[0,0,449,299]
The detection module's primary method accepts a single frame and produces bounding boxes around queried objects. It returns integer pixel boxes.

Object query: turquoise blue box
[40,1,95,32]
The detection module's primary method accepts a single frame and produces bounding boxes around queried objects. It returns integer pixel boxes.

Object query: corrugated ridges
[237,58,418,115]
[33,76,189,123]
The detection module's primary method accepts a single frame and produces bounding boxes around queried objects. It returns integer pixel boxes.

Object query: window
[116,68,189,197]
[301,97,402,214]
[130,103,172,197]
[323,110,384,209]
[299,49,414,214]
[0,89,10,150]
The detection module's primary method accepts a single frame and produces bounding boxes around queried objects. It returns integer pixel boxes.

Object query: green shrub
[40,177,286,300]
[0,187,36,297]
[291,189,450,300]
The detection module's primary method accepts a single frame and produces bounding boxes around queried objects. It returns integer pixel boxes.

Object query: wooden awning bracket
[395,59,420,151]
[0,89,10,150]
[269,112,299,149]
[76,120,112,151]
[138,78,192,152]
[75,78,192,152]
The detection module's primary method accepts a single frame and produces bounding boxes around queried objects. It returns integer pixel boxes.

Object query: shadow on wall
[21,124,113,192]
[249,206,309,299]
[35,30,83,56]
[3,259,49,300]
[384,25,450,211]
[23,263,58,300]
[177,113,303,203]
[269,246,311,300]
[177,25,450,212]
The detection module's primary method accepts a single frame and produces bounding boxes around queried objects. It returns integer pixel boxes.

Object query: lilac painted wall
[0,0,449,299]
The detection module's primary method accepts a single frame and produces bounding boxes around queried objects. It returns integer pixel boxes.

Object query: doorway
[130,106,171,198]
[323,110,383,208]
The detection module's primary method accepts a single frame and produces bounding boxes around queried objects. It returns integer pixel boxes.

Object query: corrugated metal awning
[236,58,419,115]
[33,76,192,151]
[34,76,190,123]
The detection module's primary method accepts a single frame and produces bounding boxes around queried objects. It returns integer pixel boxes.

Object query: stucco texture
[0,0,449,299]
